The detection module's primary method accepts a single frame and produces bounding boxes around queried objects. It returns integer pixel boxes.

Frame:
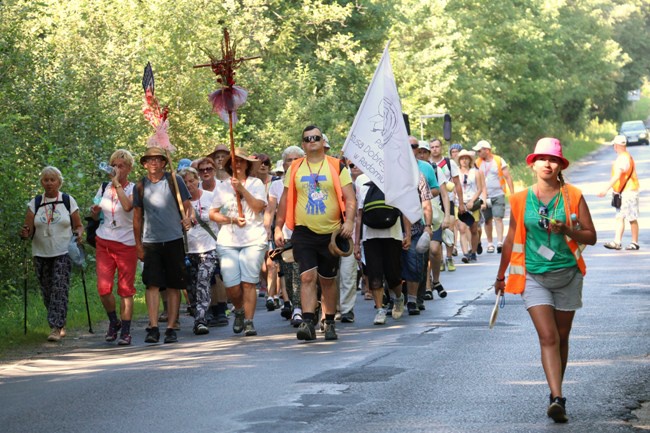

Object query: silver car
[619,120,649,146]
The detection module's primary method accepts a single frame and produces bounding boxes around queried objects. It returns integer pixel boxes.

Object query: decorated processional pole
[193,28,260,218]
[141,62,189,252]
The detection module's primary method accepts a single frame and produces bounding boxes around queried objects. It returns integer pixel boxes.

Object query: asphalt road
[1,144,648,433]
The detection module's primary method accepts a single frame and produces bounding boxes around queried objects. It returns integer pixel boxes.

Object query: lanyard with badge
[531,187,560,261]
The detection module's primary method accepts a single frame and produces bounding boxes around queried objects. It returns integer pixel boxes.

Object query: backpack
[32,193,73,239]
[85,182,109,248]
[361,182,401,229]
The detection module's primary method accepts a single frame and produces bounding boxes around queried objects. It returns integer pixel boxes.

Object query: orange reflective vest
[613,151,638,192]
[285,155,346,231]
[505,184,586,294]
[476,155,506,194]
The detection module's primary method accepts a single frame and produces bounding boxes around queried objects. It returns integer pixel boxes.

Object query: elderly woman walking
[20,166,84,341]
[89,150,137,345]
[209,148,267,337]
[495,138,596,423]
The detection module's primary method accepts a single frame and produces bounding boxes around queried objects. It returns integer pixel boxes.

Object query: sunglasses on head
[538,205,549,230]
[303,135,322,143]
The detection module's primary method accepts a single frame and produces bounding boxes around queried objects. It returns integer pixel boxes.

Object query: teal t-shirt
[417,160,439,190]
[523,188,576,274]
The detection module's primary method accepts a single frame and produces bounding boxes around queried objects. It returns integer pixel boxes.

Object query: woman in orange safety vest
[494,138,597,424]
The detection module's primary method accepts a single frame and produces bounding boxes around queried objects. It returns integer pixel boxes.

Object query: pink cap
[526,137,569,169]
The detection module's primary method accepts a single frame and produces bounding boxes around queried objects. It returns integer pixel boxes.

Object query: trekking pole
[76,243,94,333]
[22,238,29,335]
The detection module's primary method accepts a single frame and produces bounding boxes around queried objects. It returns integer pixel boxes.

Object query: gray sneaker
[243,320,257,336]
[392,295,405,320]
[324,320,338,340]
[232,309,245,334]
[297,320,316,341]
[341,310,355,323]
[374,308,387,325]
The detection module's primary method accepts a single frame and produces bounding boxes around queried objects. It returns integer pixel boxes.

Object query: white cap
[473,140,491,151]
[418,140,430,151]
[274,160,285,173]
[322,133,331,149]
[611,135,627,146]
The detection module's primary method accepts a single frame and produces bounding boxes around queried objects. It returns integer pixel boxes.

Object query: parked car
[618,120,649,146]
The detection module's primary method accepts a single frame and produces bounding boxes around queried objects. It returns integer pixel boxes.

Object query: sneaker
[145,327,160,343]
[392,295,405,320]
[208,313,229,327]
[374,308,387,325]
[296,320,316,341]
[117,333,132,346]
[265,298,276,311]
[440,260,446,272]
[164,328,178,343]
[158,311,168,322]
[274,298,281,309]
[232,309,245,334]
[291,312,304,328]
[385,299,394,316]
[497,242,503,254]
[433,282,447,298]
[452,246,458,256]
[324,320,338,340]
[47,328,61,342]
[280,303,293,320]
[446,258,456,272]
[407,302,420,316]
[423,290,434,300]
[461,254,470,264]
[193,322,209,335]
[470,253,478,262]
[417,300,426,311]
[604,241,622,250]
[477,241,483,255]
[244,320,257,336]
[105,320,122,342]
[547,396,568,423]
[341,310,355,323]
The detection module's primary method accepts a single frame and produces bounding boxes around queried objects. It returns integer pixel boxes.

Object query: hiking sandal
[625,242,640,250]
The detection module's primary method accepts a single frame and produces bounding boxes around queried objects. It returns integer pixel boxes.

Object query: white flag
[342,42,422,224]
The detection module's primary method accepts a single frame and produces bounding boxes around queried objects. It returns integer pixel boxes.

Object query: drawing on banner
[370,97,400,145]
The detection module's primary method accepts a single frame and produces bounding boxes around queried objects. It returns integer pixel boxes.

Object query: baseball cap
[472,140,491,151]
[611,135,627,146]
[418,140,430,151]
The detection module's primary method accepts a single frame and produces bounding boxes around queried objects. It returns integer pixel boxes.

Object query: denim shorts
[216,243,267,287]
[401,232,425,282]
[522,267,583,311]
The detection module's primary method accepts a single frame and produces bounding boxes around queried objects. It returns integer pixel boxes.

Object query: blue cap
[450,143,463,151]
[177,158,192,170]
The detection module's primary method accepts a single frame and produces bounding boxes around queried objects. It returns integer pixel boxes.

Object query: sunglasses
[538,205,549,230]
[410,144,418,149]
[303,135,322,143]
[198,167,214,173]
[348,164,356,169]
[463,174,468,185]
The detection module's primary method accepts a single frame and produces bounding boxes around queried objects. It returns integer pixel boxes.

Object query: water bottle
[99,162,116,177]
[571,213,581,231]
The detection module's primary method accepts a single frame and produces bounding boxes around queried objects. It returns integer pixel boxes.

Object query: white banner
[342,42,422,224]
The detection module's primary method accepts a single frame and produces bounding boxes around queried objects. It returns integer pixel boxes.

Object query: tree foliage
[0,0,648,296]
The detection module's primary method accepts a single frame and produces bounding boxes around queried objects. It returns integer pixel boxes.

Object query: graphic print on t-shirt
[301,174,328,215]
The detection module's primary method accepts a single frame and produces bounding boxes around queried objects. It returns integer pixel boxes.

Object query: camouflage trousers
[186,250,218,324]
[280,259,301,309]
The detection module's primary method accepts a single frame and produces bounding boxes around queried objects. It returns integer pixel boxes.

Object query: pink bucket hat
[526,137,569,169]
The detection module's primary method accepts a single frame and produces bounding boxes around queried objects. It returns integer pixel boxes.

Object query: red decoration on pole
[194,28,260,218]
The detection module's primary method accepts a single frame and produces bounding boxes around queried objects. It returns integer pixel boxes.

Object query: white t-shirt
[29,193,79,258]
[479,156,508,198]
[268,178,292,240]
[188,190,218,254]
[355,174,402,242]
[210,177,268,247]
[95,183,136,246]
[432,157,459,201]
[459,168,479,204]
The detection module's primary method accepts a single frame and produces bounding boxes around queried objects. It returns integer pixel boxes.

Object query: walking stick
[22,240,29,335]
[73,242,94,333]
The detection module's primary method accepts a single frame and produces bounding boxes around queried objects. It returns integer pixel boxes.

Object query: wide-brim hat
[525,137,569,169]
[328,228,353,257]
[457,149,475,164]
[207,143,230,159]
[139,146,169,166]
[223,147,261,172]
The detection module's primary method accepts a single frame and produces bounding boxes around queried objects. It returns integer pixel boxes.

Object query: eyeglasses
[145,156,165,163]
[538,205,549,229]
[198,167,214,173]
[303,135,322,143]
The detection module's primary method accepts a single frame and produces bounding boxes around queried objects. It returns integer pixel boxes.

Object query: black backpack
[361,182,401,229]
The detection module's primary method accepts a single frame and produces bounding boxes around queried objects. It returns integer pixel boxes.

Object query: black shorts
[363,238,402,289]
[291,225,340,278]
[142,238,188,290]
